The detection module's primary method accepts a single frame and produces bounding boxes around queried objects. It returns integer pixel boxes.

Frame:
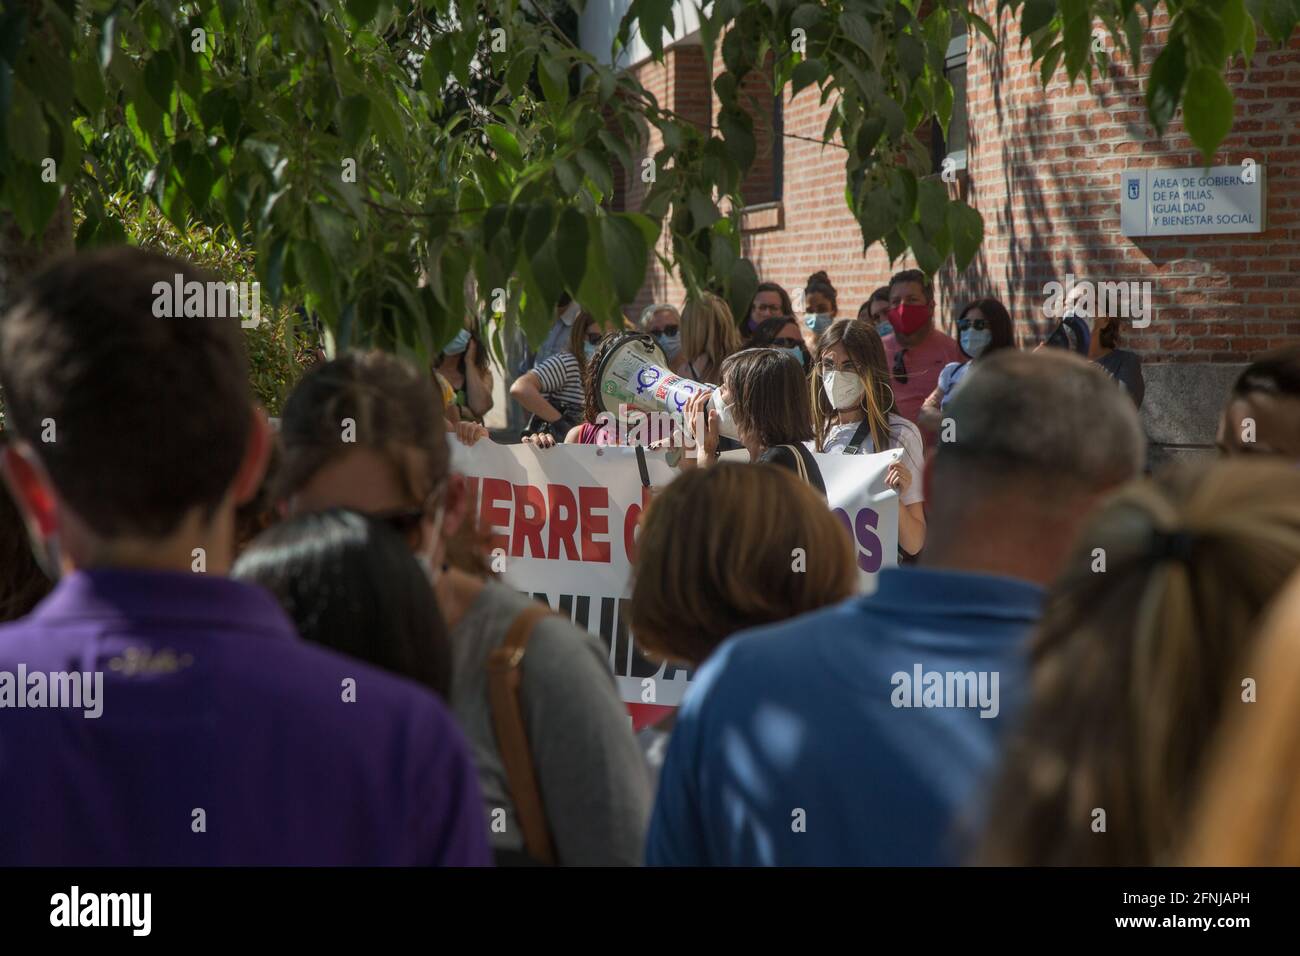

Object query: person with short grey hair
[924,348,1146,583]
[646,348,1146,866]
[639,303,682,363]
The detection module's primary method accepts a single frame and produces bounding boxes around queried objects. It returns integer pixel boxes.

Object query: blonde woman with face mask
[811,319,927,556]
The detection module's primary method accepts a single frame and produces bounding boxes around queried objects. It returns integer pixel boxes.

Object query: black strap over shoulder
[843,418,875,455]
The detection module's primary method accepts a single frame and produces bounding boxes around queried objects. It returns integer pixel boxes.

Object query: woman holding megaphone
[682,347,827,497]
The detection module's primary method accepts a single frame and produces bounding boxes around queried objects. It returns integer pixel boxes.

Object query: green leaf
[1039,42,1064,87]
[523,204,554,258]
[717,107,755,171]
[539,49,569,109]
[947,201,983,270]
[576,148,614,197]
[185,153,215,208]
[791,58,826,97]
[310,203,354,263]
[295,238,339,320]
[422,35,452,95]
[934,76,954,138]
[895,33,926,82]
[1021,0,1057,36]
[6,81,48,163]
[4,162,59,237]
[1146,33,1187,135]
[1248,0,1299,44]
[1183,66,1234,160]
[902,221,941,275]
[687,188,720,230]
[336,94,370,150]
[346,0,380,26]
[71,54,104,115]
[602,213,649,302]
[839,12,875,56]
[485,125,523,168]
[143,52,175,112]
[506,49,534,96]
[556,207,588,294]
[964,10,997,46]
[725,258,758,331]
[1059,0,1090,81]
[1220,0,1248,52]
[1124,7,1145,69]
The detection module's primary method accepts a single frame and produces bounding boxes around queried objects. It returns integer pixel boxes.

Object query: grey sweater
[449,580,652,865]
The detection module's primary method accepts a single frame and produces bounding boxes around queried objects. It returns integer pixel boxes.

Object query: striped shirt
[533,351,586,410]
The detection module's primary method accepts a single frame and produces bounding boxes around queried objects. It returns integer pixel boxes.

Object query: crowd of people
[1,246,1299,867]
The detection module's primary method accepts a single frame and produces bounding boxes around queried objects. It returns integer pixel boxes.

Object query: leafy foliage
[80,192,314,413]
[0,0,1293,358]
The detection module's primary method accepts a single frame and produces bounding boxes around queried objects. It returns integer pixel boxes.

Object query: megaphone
[594,332,740,439]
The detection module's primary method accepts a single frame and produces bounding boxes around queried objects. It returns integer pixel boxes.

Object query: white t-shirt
[811,414,925,506]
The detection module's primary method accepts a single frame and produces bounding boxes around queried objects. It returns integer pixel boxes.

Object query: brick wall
[955,1,1300,362]
[618,8,1300,362]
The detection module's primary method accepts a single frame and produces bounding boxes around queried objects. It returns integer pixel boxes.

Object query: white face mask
[708,389,740,440]
[823,371,865,411]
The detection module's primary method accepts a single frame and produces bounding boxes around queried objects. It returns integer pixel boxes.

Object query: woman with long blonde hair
[977,459,1300,866]
[1184,569,1300,865]
[675,292,741,385]
[811,319,926,556]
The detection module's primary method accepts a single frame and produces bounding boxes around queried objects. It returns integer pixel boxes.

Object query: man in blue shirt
[646,350,1146,865]
[0,249,490,865]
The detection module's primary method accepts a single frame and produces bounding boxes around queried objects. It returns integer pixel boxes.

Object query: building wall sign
[1121,165,1265,237]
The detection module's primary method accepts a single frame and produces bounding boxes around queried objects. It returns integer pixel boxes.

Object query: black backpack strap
[843,418,876,455]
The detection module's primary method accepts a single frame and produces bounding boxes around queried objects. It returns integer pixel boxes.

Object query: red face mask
[889,302,931,336]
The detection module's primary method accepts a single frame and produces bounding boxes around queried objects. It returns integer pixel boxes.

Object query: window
[932,26,968,174]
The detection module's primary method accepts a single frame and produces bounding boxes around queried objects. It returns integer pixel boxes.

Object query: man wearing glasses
[881,269,963,445]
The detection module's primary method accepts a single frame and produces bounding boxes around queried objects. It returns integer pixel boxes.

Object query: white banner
[452,441,899,724]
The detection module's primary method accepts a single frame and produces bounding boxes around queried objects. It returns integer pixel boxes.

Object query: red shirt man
[881,269,963,443]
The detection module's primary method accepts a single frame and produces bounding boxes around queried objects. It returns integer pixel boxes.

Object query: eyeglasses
[819,360,860,375]
[774,337,803,349]
[653,325,680,338]
[892,349,908,384]
[585,332,603,345]
[957,318,989,331]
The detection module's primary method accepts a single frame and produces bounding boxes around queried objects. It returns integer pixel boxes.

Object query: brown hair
[0,248,252,537]
[1184,573,1300,865]
[721,348,814,448]
[811,319,896,453]
[977,459,1300,866]
[277,350,488,574]
[680,293,741,384]
[629,462,856,664]
[568,311,598,377]
[804,270,838,312]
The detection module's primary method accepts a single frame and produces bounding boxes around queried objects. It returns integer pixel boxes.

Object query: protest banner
[451,441,899,728]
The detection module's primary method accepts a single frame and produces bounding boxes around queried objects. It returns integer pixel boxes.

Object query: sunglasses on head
[371,507,426,544]
[653,325,680,338]
[369,488,441,547]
